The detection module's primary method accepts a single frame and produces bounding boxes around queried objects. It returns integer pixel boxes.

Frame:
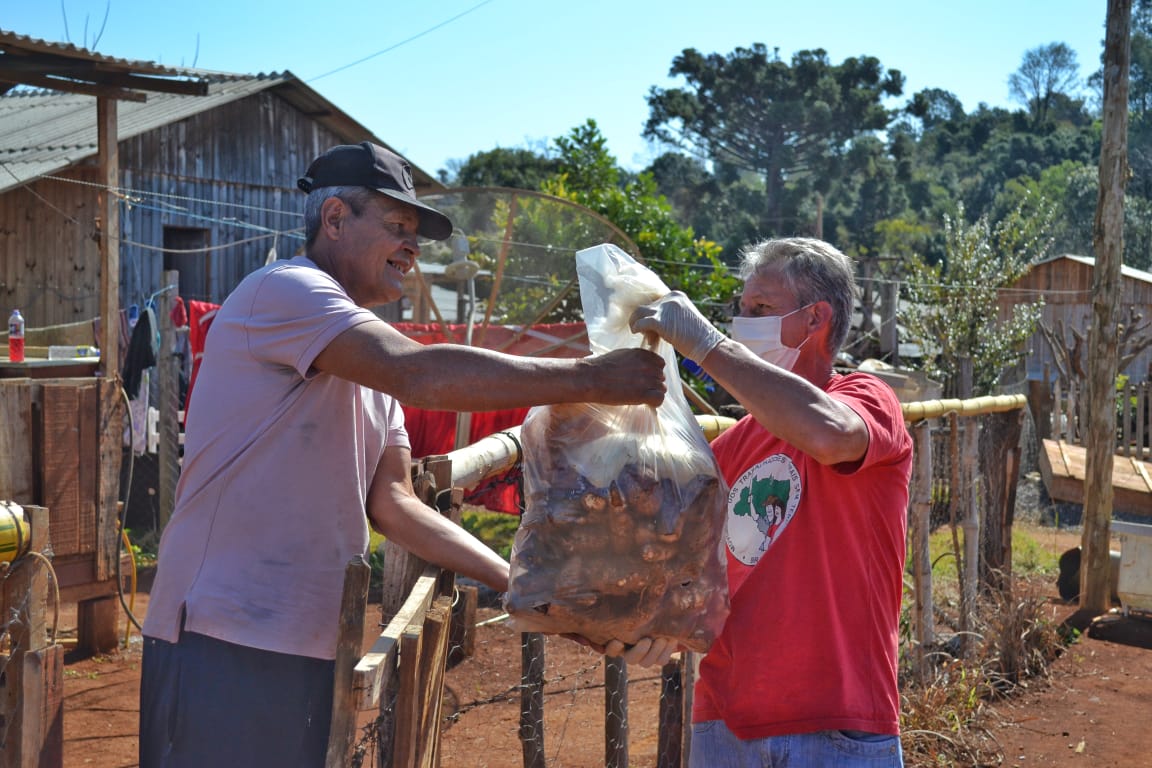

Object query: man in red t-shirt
[631,237,913,767]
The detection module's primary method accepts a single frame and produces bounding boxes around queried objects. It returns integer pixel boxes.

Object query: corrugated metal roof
[1033,253,1152,285]
[0,74,291,193]
[0,70,444,194]
[0,29,209,80]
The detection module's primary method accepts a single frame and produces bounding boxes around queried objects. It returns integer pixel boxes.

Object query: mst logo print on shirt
[726,453,802,566]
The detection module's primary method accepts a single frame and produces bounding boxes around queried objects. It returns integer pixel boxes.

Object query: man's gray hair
[302,186,377,246]
[738,237,857,354]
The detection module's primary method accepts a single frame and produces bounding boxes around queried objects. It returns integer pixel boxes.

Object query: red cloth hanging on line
[395,321,589,514]
[181,312,589,513]
[181,300,221,424]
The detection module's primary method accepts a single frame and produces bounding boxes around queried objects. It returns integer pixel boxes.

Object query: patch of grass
[900,580,1071,767]
[460,507,520,560]
[919,524,1059,587]
[364,507,519,591]
[1011,527,1059,576]
[975,581,1067,691]
[901,659,1001,767]
[124,528,158,569]
[926,527,961,583]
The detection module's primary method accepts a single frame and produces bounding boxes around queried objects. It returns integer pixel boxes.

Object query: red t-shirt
[694,372,912,739]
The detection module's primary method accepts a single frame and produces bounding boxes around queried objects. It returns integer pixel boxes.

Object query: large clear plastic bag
[504,244,730,651]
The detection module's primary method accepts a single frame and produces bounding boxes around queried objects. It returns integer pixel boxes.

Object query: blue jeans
[689,719,904,768]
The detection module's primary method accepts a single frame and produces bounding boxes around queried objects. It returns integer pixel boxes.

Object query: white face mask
[730,305,810,371]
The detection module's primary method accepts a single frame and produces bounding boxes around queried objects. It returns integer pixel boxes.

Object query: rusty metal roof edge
[0,28,211,80]
[0,69,290,98]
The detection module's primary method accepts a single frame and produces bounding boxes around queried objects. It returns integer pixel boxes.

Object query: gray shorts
[139,630,335,768]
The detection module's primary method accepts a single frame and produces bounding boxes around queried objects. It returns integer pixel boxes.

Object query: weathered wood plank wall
[998,256,1152,383]
[1,89,351,327]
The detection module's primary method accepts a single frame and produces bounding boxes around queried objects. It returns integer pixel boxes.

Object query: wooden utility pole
[158,270,181,532]
[97,97,120,379]
[1082,0,1132,613]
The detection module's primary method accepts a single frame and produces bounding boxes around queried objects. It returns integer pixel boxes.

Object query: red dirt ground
[55,524,1152,768]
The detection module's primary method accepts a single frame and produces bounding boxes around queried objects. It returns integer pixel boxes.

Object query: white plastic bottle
[7,309,24,363]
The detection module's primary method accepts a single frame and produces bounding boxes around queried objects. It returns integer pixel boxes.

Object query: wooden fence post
[955,360,980,658]
[325,557,370,768]
[605,656,628,768]
[1052,380,1065,440]
[978,410,1025,594]
[907,422,935,679]
[157,269,181,532]
[520,632,546,768]
[657,656,685,768]
[1136,382,1148,460]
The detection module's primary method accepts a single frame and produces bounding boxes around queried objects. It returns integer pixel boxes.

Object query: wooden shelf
[1040,438,1152,517]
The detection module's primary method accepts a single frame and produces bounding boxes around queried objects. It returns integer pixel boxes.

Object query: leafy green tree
[1126,196,1152,272]
[1122,0,1152,200]
[1134,0,1152,110]
[644,44,904,235]
[896,86,1097,248]
[996,161,1095,256]
[1089,0,1150,116]
[815,134,911,354]
[1009,42,1084,126]
[996,161,1152,271]
[905,88,967,133]
[825,135,910,250]
[448,147,560,189]
[645,152,774,262]
[645,152,718,233]
[438,123,737,335]
[543,120,738,316]
[976,123,1099,204]
[903,200,1051,395]
[532,120,739,405]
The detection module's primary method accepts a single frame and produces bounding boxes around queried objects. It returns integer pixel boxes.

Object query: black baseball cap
[297,141,453,241]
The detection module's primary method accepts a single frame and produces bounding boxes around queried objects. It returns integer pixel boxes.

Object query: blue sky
[6,0,1110,177]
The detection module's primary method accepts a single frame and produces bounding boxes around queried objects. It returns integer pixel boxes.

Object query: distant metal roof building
[1038,253,1152,285]
[0,30,441,195]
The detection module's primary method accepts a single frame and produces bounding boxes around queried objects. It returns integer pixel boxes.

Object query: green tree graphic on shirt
[734,476,791,537]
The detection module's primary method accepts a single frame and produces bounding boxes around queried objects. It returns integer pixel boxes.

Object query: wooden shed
[0,55,445,327]
[998,253,1152,384]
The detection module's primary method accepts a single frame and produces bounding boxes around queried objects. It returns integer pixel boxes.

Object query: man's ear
[808,301,833,333]
[319,197,349,240]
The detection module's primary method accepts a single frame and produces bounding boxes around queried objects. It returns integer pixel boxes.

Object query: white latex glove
[629,291,726,363]
[604,637,678,668]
